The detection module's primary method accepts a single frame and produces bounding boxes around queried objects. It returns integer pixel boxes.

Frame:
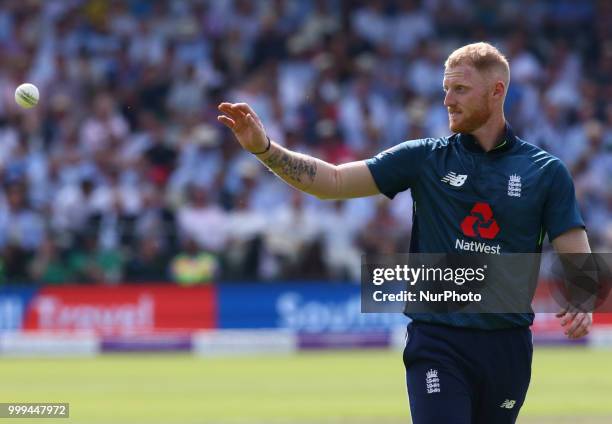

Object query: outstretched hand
[217,102,268,153]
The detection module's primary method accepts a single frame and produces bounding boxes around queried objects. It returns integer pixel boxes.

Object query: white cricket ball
[14,83,39,109]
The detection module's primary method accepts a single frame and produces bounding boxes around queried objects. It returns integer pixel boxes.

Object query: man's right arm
[256,142,379,199]
[217,102,380,200]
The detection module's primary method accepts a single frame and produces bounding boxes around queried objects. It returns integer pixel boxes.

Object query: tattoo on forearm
[262,150,318,185]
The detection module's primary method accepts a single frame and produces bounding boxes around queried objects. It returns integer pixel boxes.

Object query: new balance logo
[441,172,467,187]
[500,399,516,409]
[425,369,440,394]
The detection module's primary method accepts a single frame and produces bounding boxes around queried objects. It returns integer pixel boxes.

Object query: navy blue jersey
[365,125,585,329]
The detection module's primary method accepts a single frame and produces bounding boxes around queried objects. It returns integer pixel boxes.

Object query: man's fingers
[217,115,236,129]
[559,311,577,327]
[576,313,592,338]
[218,102,232,113]
[232,103,258,120]
[230,104,248,120]
[565,313,586,336]
[218,103,245,121]
[219,103,261,128]
[569,320,590,339]
[218,102,247,118]
[570,326,588,339]
[566,313,592,339]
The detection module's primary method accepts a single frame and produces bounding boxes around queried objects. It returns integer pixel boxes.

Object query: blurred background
[0,0,610,423]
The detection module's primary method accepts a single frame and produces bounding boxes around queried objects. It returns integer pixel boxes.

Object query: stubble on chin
[449,118,470,133]
[449,120,462,133]
[449,107,490,134]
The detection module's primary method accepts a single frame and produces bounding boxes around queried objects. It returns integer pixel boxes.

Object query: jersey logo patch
[507,174,522,197]
[460,202,500,239]
[441,171,467,187]
[500,399,516,409]
[425,369,440,394]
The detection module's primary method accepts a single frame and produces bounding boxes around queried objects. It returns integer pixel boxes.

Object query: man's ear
[492,81,506,99]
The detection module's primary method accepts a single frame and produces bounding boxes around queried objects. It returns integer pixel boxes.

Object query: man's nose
[444,91,455,107]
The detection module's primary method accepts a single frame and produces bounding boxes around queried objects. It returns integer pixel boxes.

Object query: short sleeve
[542,161,585,242]
[365,139,432,199]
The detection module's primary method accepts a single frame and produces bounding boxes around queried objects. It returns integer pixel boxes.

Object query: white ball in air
[15,83,39,109]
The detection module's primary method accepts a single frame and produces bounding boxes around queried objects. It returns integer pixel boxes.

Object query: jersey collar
[458,123,517,155]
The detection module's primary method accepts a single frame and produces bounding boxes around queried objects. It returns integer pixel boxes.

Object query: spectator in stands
[79,93,130,155]
[134,185,177,251]
[170,237,218,285]
[176,184,228,254]
[53,173,96,228]
[0,181,45,281]
[29,236,73,284]
[319,200,362,281]
[125,235,171,283]
[357,198,403,255]
[67,233,123,284]
[264,191,325,279]
[224,189,265,280]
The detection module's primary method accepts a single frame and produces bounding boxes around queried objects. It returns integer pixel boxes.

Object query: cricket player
[217,42,592,424]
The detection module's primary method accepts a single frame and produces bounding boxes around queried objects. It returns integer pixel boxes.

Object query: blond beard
[450,97,491,133]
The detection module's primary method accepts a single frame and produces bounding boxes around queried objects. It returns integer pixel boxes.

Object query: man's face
[443,64,492,133]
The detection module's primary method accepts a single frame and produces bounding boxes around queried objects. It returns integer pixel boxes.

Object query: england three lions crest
[507,174,521,198]
[425,369,440,394]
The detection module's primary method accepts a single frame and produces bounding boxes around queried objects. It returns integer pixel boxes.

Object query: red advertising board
[594,313,612,325]
[23,285,216,335]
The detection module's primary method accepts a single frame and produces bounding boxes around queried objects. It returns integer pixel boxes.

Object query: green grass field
[0,347,610,424]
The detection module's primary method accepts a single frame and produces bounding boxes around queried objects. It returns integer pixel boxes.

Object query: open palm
[217,102,268,153]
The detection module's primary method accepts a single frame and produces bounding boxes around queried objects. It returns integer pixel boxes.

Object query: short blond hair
[445,42,510,88]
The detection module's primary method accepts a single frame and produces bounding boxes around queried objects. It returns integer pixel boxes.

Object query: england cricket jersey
[365,125,585,329]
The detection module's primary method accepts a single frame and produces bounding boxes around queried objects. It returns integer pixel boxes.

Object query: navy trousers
[403,321,533,424]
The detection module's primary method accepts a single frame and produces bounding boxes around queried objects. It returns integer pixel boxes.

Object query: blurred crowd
[0,0,609,284]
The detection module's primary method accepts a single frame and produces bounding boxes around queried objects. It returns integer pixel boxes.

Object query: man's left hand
[556,310,593,339]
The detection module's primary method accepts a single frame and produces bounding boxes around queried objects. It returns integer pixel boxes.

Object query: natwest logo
[460,202,500,239]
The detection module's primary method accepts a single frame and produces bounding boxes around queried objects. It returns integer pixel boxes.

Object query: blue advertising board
[218,282,408,332]
[0,286,39,330]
